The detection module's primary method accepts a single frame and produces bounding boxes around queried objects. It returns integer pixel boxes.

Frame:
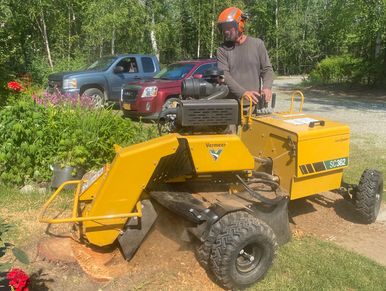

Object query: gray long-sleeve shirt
[217,37,274,99]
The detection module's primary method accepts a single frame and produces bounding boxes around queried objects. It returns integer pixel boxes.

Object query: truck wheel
[162,97,180,111]
[157,97,180,135]
[83,88,105,108]
[354,169,383,223]
[209,212,278,289]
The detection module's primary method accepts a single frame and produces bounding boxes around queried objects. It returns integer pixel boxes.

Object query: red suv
[120,59,217,119]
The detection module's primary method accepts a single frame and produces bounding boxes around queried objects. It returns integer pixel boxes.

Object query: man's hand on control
[262,88,272,102]
[243,91,260,105]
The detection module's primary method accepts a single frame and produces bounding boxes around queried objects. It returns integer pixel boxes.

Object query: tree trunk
[374,1,382,59]
[36,9,53,69]
[111,28,115,55]
[150,13,159,60]
[209,0,215,58]
[275,0,279,73]
[197,0,201,58]
[68,3,71,66]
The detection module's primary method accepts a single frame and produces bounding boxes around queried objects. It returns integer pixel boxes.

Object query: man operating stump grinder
[217,7,274,109]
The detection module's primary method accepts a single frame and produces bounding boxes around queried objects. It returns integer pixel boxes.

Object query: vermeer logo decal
[209,149,223,161]
[206,143,225,161]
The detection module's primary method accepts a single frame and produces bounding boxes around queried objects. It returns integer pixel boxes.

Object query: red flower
[6,268,29,291]
[7,81,23,92]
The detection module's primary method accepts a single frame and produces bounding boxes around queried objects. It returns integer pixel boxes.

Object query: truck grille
[47,80,62,92]
[122,89,139,101]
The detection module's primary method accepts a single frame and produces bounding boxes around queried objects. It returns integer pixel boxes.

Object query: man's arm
[217,47,246,98]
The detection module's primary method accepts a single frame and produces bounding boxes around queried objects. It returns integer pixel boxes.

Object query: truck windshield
[86,56,117,71]
[154,63,195,80]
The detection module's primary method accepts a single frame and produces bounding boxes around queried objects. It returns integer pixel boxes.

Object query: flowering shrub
[32,91,95,109]
[0,94,158,185]
[6,268,29,291]
[7,81,23,93]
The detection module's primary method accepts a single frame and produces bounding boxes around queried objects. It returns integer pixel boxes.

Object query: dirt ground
[23,194,386,291]
[4,79,386,290]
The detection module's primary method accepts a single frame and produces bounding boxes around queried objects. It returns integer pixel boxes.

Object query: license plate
[122,103,131,110]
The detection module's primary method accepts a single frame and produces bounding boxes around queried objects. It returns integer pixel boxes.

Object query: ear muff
[239,13,248,33]
[238,19,245,33]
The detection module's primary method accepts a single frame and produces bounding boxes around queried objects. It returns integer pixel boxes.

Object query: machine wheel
[83,88,105,108]
[209,211,278,289]
[195,221,222,269]
[354,169,383,223]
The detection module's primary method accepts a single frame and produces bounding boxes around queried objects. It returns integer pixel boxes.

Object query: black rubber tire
[209,211,278,289]
[162,97,180,111]
[121,109,131,118]
[354,169,383,224]
[83,88,105,108]
[157,97,180,135]
[195,220,222,269]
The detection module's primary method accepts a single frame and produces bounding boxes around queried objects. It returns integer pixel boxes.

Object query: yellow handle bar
[38,180,142,224]
[240,95,253,126]
[289,91,304,113]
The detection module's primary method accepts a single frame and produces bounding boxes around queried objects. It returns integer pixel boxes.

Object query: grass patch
[253,236,386,290]
[0,184,50,211]
[0,184,73,244]
[344,133,386,200]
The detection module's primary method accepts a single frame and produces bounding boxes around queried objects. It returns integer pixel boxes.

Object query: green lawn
[254,236,386,290]
[345,133,386,201]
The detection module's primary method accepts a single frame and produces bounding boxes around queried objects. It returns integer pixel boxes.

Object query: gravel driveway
[273,77,386,145]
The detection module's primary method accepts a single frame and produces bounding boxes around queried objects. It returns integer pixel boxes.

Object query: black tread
[195,220,222,269]
[355,169,383,223]
[209,212,278,289]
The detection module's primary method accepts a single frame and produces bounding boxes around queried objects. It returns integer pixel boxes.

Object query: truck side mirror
[114,66,124,73]
[193,74,203,79]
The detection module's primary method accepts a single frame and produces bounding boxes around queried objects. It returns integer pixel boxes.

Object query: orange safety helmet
[217,7,248,42]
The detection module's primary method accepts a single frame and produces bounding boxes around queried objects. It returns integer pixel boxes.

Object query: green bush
[28,54,88,86]
[309,55,362,84]
[0,94,158,185]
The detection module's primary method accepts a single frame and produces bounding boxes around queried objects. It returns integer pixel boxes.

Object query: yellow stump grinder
[39,69,383,289]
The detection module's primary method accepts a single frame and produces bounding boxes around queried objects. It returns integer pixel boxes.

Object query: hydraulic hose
[158,108,178,121]
[236,175,284,205]
[247,178,279,191]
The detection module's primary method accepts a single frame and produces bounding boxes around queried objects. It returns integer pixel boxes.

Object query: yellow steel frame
[38,180,143,224]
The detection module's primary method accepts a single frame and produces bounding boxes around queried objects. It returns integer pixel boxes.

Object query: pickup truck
[120,59,217,119]
[47,54,160,106]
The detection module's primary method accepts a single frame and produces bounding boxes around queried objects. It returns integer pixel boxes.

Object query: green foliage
[0,0,385,86]
[0,94,158,185]
[0,218,29,271]
[309,55,362,84]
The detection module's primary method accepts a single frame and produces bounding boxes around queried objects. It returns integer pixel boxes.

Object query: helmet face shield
[218,21,239,42]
